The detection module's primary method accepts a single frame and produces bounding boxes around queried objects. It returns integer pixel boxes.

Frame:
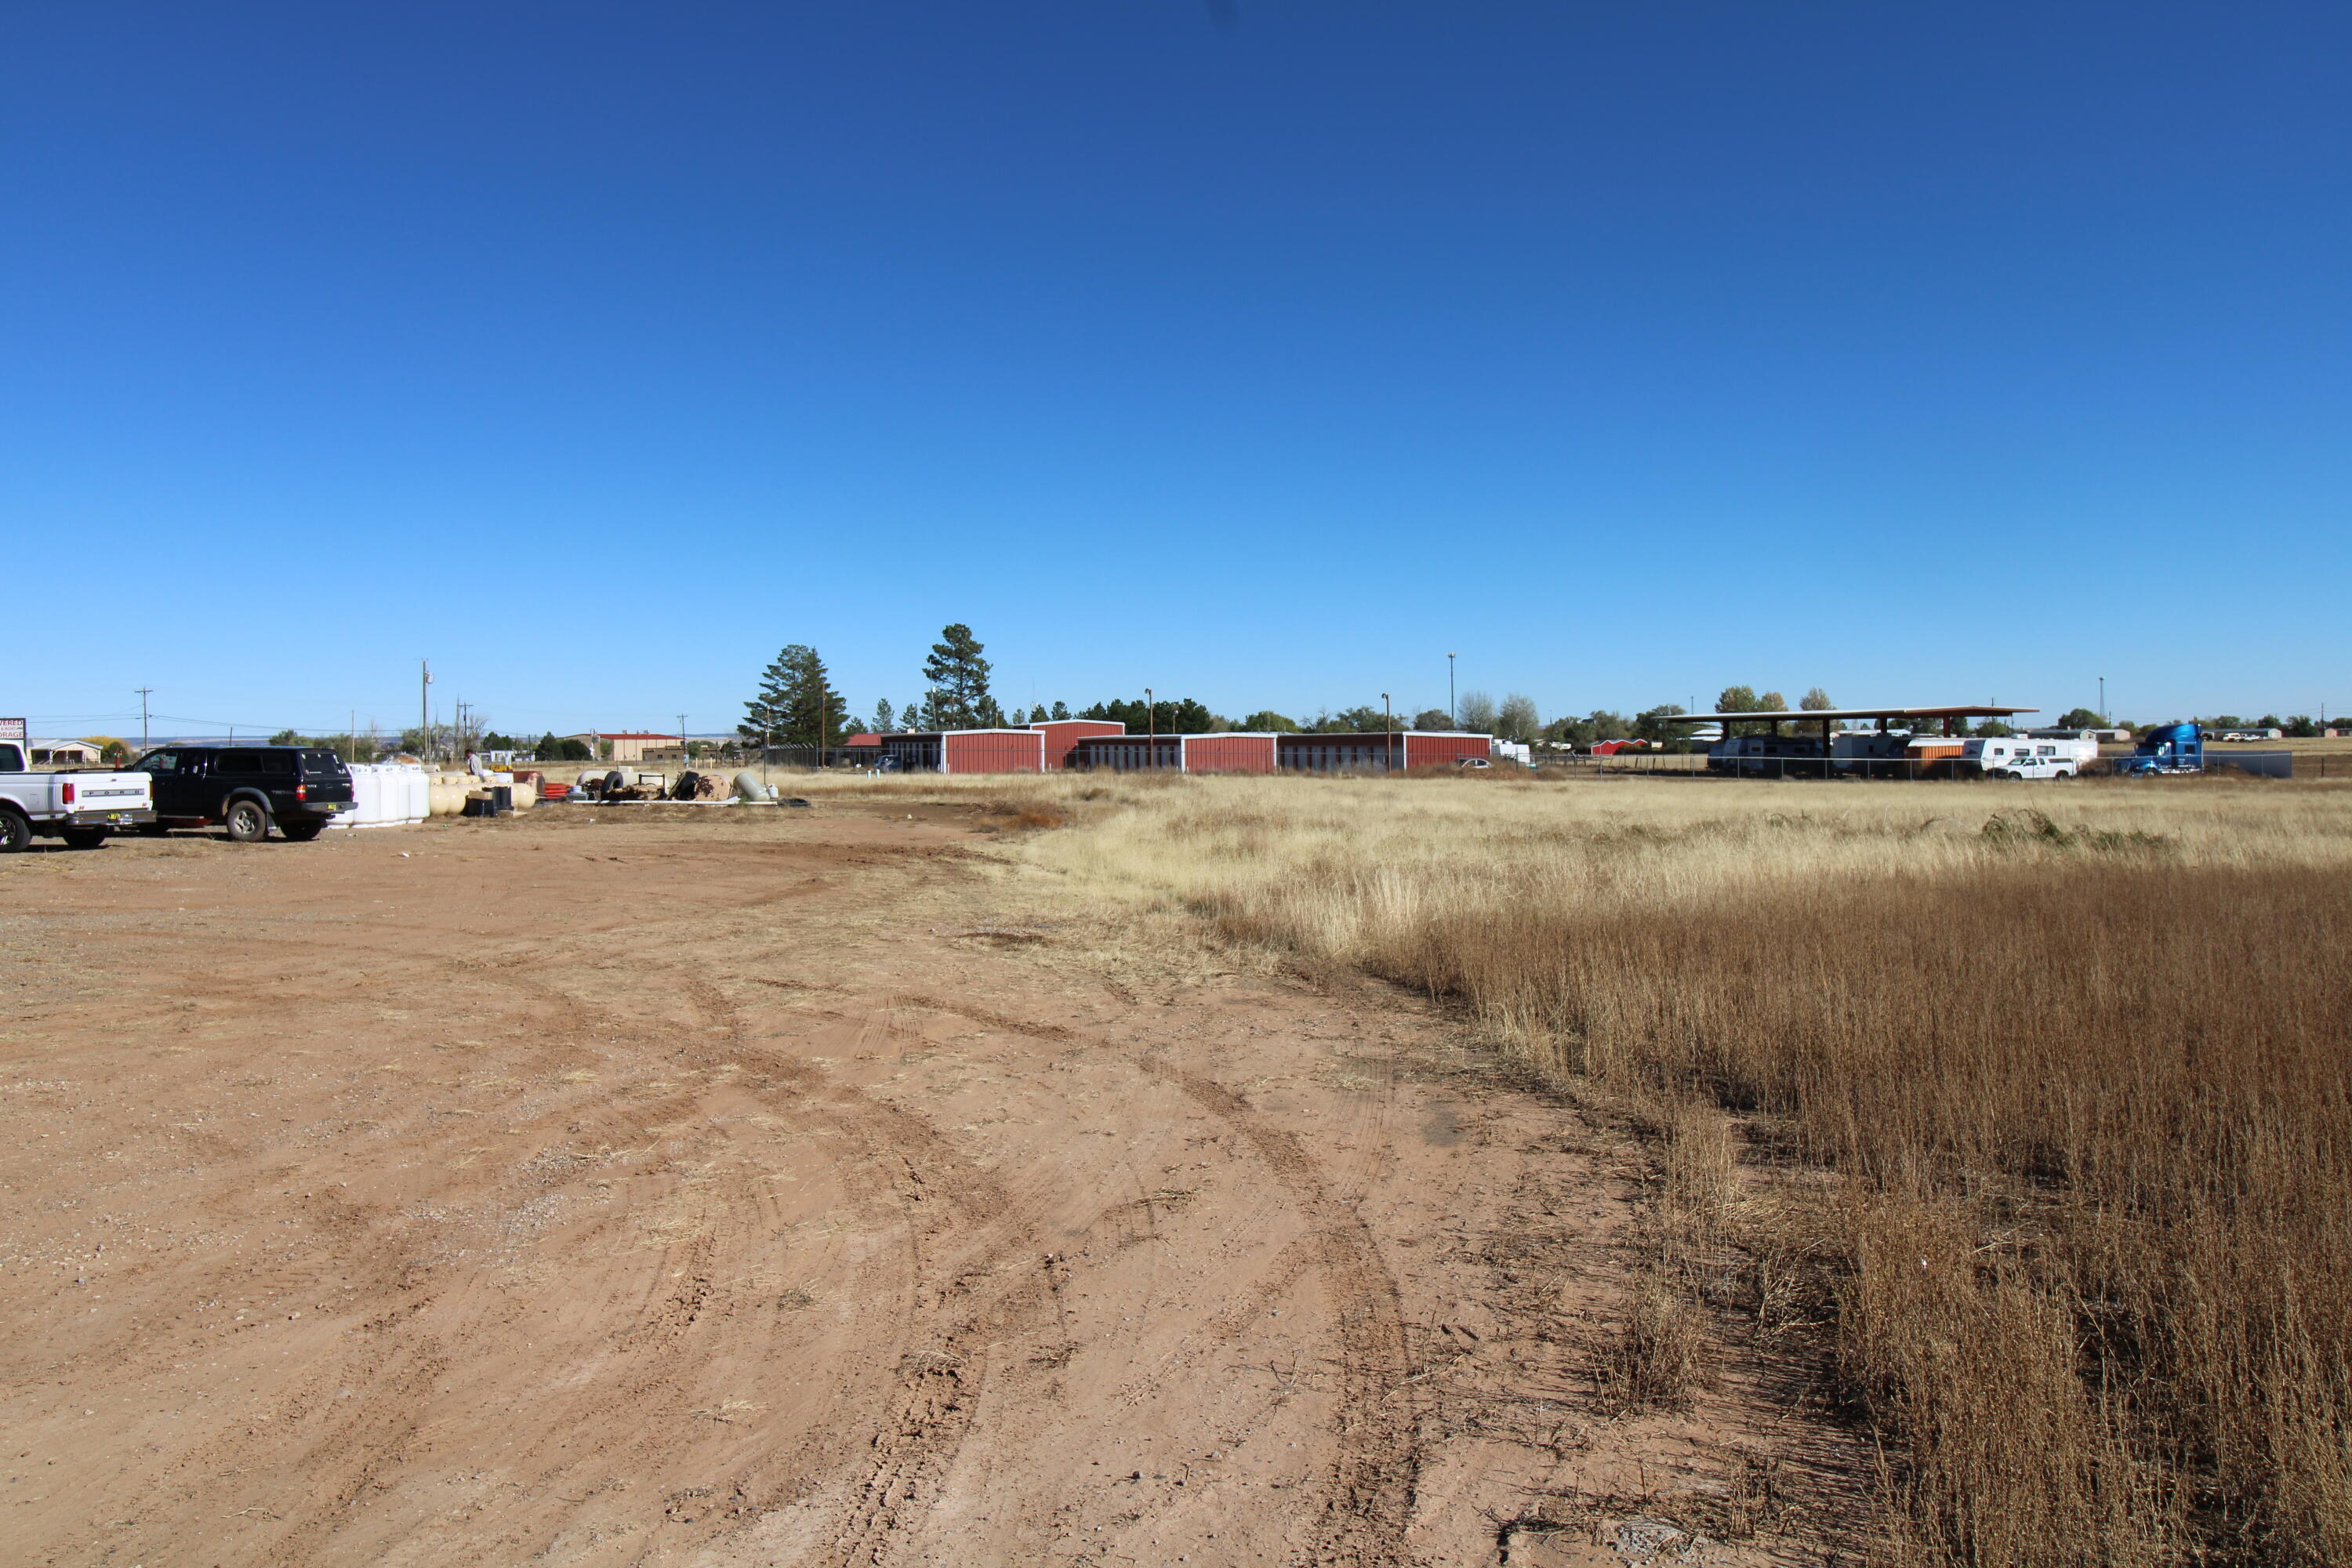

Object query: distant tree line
[739,636,2336,757]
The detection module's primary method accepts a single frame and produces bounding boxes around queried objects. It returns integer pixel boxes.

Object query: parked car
[129,746,356,841]
[0,737,155,851]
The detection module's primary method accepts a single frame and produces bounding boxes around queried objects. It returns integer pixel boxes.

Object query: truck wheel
[224,798,272,843]
[0,811,28,853]
[2052,770,2071,781]
[60,829,107,850]
[280,822,325,842]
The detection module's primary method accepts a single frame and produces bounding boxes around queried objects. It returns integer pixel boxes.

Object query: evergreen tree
[740,644,847,746]
[1240,710,1299,732]
[1081,696,1218,733]
[906,695,927,731]
[922,624,996,729]
[1027,703,1048,723]
[1411,709,1452,731]
[872,698,895,735]
[1049,700,1071,721]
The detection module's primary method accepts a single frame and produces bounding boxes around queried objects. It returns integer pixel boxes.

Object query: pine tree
[1050,700,1070,721]
[1027,702,1048,724]
[922,624,996,730]
[741,652,793,743]
[740,644,846,746]
[872,698,896,735]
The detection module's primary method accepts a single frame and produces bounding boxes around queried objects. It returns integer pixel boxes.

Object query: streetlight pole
[2098,676,2107,727]
[1383,692,1393,771]
[420,659,432,764]
[1145,688,1154,770]
[1447,654,1456,729]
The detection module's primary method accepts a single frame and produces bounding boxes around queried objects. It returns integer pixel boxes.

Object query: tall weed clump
[1367,865,2350,1563]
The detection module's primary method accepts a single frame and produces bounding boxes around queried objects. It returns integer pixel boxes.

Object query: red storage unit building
[1402,731,1492,768]
[1180,733,1279,774]
[1029,719,1125,768]
[1276,732,1406,771]
[877,730,1045,773]
[1272,731,1490,771]
[942,730,1046,775]
[1070,734,1182,771]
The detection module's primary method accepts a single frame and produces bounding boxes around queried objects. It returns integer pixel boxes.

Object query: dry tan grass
[828,768,2352,1566]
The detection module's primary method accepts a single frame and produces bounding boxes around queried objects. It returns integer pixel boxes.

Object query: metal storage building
[1275,731,1491,771]
[1178,733,1281,773]
[1029,719,1126,768]
[1069,734,1183,771]
[1068,729,1491,772]
[879,730,1046,774]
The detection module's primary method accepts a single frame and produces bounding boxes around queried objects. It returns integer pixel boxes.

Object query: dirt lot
[1,803,1856,1566]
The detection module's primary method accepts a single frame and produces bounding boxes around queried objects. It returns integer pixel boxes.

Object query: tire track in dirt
[676,969,1065,1568]
[1135,1054,1421,1568]
[893,992,1421,1568]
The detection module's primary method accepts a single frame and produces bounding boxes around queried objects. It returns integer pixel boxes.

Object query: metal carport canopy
[1677,705,2038,724]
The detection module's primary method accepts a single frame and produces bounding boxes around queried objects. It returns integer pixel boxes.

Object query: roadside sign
[0,718,24,740]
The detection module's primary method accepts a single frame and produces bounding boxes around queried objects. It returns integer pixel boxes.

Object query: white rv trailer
[1963,736,2100,779]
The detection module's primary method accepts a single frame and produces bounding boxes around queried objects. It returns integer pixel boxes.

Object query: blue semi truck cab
[2123,722,2203,775]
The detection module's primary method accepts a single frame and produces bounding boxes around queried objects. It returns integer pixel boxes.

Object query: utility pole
[1446,655,1456,729]
[1145,688,1154,769]
[677,713,688,769]
[420,659,432,764]
[1383,692,1393,771]
[2099,675,2107,727]
[136,688,152,750]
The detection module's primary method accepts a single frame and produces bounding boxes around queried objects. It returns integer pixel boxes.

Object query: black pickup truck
[130,746,355,842]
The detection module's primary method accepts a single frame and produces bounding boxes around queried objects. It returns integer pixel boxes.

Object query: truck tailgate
[62,772,154,811]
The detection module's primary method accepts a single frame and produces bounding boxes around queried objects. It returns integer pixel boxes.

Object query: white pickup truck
[0,731,156,851]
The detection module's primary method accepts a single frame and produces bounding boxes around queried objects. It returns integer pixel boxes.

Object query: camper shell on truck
[131,745,355,842]
[0,735,155,850]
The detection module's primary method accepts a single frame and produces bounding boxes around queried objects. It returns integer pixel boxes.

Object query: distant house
[27,739,102,766]
[558,731,682,764]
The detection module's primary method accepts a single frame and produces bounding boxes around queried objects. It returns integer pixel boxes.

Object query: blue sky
[5,2,2346,739]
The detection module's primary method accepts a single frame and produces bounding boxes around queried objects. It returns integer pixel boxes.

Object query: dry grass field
[885,767,2350,1566]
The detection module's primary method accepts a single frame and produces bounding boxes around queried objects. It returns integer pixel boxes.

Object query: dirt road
[1,804,1852,1566]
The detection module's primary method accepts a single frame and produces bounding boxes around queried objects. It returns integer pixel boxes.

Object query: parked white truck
[0,723,156,850]
[1962,735,2100,780]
